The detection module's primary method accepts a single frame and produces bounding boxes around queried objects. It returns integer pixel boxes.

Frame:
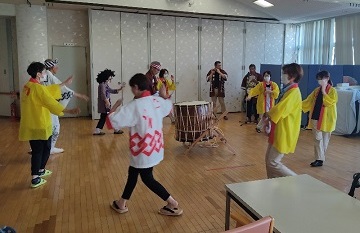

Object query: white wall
[47,9,89,59]
[0,3,15,16]
[16,4,48,92]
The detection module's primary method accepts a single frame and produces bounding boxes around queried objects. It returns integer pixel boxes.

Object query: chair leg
[348,173,360,197]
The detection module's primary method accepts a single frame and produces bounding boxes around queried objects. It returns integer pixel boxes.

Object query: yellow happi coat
[19,78,65,141]
[156,77,176,98]
[268,84,302,154]
[248,81,280,114]
[302,85,338,132]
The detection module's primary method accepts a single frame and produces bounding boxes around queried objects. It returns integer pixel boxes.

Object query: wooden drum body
[174,101,213,142]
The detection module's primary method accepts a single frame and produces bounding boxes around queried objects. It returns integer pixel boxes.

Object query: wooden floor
[0,113,359,233]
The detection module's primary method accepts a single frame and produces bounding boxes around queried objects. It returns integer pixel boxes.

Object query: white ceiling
[1,0,360,23]
[238,0,360,23]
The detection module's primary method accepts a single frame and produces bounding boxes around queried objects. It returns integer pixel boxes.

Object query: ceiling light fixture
[253,0,274,8]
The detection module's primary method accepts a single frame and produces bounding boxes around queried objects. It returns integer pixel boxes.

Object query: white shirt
[42,70,74,108]
[109,95,172,168]
[265,85,272,112]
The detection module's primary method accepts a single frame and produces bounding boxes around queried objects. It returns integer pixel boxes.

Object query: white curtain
[352,14,360,64]
[297,18,335,64]
[335,15,354,65]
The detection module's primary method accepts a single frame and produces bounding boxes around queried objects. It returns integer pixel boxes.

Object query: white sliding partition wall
[175,17,199,102]
[265,23,284,64]
[200,19,223,104]
[223,20,244,112]
[89,10,287,116]
[150,15,176,73]
[244,22,266,72]
[150,15,176,97]
[90,10,121,119]
[121,13,149,104]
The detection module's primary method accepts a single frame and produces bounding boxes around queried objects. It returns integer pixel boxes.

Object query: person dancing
[19,62,80,188]
[108,73,183,216]
[156,69,176,123]
[43,59,89,154]
[263,63,303,178]
[302,71,338,167]
[93,69,125,135]
[246,71,279,133]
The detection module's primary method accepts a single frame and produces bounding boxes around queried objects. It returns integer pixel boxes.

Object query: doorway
[52,45,89,117]
[0,17,16,116]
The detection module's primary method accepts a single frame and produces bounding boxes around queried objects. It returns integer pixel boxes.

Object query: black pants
[246,97,259,121]
[122,166,170,201]
[29,136,52,176]
[96,113,107,129]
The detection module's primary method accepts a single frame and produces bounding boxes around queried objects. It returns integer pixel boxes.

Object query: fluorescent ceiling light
[253,0,274,8]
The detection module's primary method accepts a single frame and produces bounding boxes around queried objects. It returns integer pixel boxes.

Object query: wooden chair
[221,216,274,233]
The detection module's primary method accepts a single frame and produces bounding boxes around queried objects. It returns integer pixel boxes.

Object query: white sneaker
[50,147,64,155]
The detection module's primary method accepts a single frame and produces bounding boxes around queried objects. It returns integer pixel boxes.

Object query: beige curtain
[297,18,334,64]
[335,15,354,65]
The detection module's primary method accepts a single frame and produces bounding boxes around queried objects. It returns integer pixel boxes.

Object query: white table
[334,88,360,135]
[225,174,360,232]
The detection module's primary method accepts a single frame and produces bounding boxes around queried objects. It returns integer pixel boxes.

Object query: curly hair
[96,69,115,83]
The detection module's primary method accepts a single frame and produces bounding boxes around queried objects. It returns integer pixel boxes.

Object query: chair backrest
[222,216,274,233]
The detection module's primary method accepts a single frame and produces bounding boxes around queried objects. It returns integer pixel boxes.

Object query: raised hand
[65,107,81,115]
[81,94,89,102]
[159,84,167,99]
[60,75,73,87]
[64,75,73,86]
